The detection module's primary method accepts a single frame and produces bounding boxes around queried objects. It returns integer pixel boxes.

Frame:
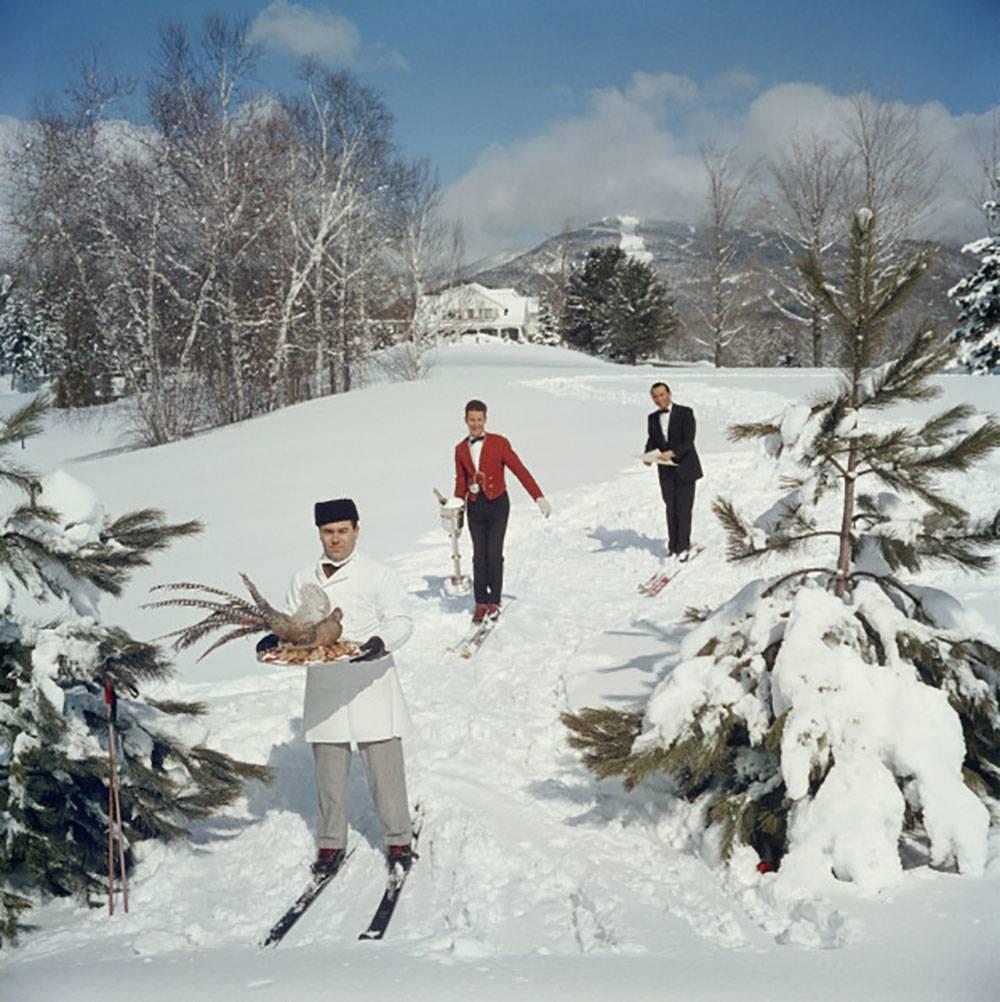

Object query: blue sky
[2,1,998,256]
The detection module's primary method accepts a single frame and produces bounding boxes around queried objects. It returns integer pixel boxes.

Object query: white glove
[536,497,552,518]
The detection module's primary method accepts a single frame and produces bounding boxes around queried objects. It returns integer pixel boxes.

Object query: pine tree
[948,194,999,374]
[0,398,271,944]
[531,295,563,346]
[561,246,678,363]
[0,284,52,392]
[564,208,1000,888]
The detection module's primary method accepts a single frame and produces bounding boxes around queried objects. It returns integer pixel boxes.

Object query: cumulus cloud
[442,72,997,259]
[249,1,407,69]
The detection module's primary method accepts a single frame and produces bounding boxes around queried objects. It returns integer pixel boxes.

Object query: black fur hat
[314,498,359,526]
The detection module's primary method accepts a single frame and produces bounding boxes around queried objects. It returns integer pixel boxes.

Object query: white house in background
[418,283,538,341]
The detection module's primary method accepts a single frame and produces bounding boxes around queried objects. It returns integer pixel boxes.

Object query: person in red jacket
[453,399,551,623]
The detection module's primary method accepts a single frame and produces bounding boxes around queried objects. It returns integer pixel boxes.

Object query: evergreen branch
[103,509,203,554]
[712,497,760,561]
[864,463,968,520]
[847,571,930,622]
[869,251,932,328]
[908,418,1000,475]
[0,394,49,451]
[727,420,780,442]
[918,404,978,446]
[798,252,848,327]
[0,465,43,498]
[561,707,646,784]
[761,567,839,598]
[146,698,209,715]
[861,329,944,410]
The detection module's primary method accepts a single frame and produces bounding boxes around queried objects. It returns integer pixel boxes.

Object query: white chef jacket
[286,550,414,745]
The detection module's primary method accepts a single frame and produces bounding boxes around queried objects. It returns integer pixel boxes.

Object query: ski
[640,546,704,597]
[638,566,669,594]
[448,618,491,657]
[261,849,355,948]
[458,617,498,659]
[448,600,514,659]
[359,819,423,941]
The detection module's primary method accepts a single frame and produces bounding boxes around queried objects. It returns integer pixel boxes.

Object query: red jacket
[454,433,543,503]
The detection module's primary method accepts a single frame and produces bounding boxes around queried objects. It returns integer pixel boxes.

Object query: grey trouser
[312,738,411,850]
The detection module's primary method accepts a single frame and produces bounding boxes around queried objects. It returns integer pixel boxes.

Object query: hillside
[2,343,999,1002]
[468,217,970,364]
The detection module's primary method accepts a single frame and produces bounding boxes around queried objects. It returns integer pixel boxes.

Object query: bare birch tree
[842,93,938,273]
[765,132,852,365]
[693,145,756,366]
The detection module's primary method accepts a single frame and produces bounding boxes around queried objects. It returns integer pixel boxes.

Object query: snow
[39,469,105,543]
[616,214,653,265]
[774,585,988,887]
[2,344,1000,1000]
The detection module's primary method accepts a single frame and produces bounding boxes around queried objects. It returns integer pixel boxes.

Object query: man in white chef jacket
[284,497,415,875]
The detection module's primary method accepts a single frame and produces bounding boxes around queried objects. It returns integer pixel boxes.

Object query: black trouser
[658,471,696,554]
[466,491,510,604]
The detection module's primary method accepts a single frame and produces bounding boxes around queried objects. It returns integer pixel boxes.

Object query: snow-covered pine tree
[948,192,999,374]
[0,284,52,392]
[0,397,271,944]
[564,208,1000,892]
[530,295,563,346]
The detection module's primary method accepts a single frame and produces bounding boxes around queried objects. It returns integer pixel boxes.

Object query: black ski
[358,822,422,941]
[261,849,354,947]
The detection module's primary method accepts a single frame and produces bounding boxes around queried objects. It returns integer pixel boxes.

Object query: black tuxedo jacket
[645,403,703,482]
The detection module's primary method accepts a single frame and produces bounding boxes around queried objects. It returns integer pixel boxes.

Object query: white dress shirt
[658,408,672,440]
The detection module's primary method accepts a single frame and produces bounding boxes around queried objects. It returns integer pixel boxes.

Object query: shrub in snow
[0,397,270,945]
[564,208,1000,892]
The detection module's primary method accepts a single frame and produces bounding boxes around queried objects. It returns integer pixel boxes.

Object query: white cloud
[249,2,406,70]
[442,73,998,259]
[250,1,361,64]
[442,71,708,258]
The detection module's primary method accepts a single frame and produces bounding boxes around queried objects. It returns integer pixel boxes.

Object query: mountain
[465,215,970,364]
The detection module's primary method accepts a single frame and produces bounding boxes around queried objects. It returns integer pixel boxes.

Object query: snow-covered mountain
[468,215,969,362]
[2,345,998,1001]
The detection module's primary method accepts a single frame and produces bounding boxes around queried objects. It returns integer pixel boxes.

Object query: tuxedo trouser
[466,491,510,604]
[658,473,696,554]
[312,738,411,849]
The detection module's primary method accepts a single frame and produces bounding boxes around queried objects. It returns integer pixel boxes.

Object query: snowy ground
[3,343,999,1001]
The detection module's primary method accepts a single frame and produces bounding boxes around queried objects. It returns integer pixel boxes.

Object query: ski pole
[103,680,129,915]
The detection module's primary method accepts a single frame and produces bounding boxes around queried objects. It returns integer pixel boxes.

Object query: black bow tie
[469,435,485,444]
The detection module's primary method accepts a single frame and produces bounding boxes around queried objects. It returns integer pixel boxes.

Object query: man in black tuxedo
[643,382,703,559]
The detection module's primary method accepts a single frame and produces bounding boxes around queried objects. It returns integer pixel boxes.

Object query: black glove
[256,633,280,654]
[350,635,386,662]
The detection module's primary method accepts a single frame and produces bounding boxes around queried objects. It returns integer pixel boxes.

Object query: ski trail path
[388,445,806,957]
